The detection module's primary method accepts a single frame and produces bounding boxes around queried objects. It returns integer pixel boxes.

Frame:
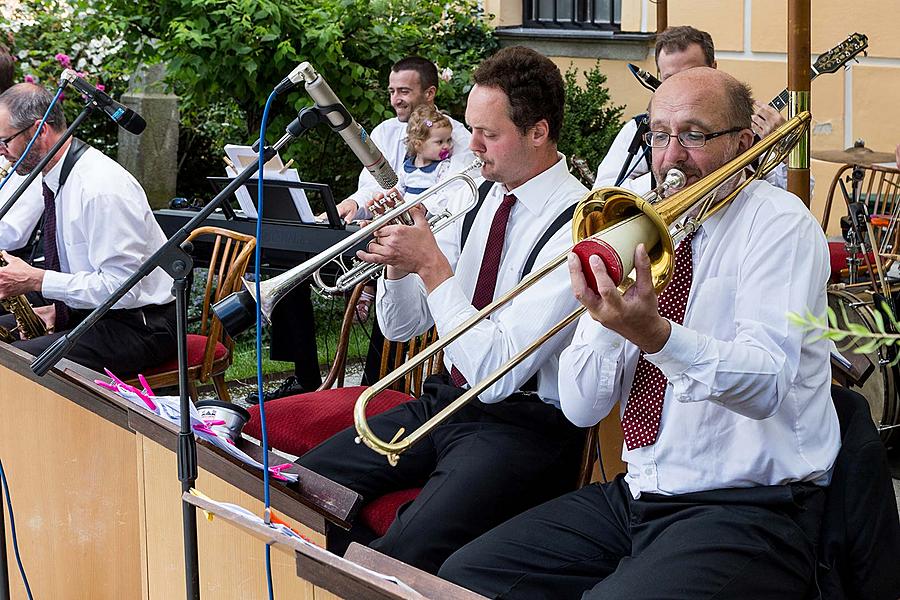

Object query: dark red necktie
[450,193,517,387]
[621,231,696,450]
[41,182,69,330]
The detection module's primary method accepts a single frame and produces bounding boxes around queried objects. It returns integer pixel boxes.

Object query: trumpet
[212,159,483,337]
[354,112,812,465]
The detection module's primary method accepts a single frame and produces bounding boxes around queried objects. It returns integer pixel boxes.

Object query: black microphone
[276,62,397,189]
[60,69,146,135]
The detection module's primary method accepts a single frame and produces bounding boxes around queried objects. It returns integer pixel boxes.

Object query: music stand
[208,177,343,228]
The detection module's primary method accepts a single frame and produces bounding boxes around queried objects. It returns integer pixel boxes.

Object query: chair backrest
[319,282,442,396]
[818,384,900,598]
[821,164,900,252]
[188,226,256,381]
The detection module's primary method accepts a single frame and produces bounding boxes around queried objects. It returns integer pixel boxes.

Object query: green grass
[222,292,375,382]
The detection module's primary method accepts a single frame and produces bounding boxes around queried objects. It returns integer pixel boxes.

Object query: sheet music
[189,492,426,599]
[98,376,299,484]
[224,144,315,223]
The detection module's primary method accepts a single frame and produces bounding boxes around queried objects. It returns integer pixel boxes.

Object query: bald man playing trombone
[440,67,841,599]
[290,46,589,574]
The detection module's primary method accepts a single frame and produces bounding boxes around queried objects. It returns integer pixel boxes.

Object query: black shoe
[244,375,307,405]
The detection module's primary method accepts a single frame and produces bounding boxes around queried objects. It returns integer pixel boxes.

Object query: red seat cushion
[828,242,876,283]
[244,386,412,456]
[359,488,422,537]
[143,333,228,374]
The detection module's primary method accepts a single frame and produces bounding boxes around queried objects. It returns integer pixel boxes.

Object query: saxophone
[0,160,49,343]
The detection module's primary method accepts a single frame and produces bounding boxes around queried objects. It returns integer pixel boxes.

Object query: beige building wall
[490,0,900,235]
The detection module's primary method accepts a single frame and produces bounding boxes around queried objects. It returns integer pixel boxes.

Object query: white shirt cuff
[41,269,73,303]
[644,321,701,401]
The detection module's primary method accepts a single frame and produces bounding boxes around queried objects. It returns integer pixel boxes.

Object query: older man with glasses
[0,83,176,375]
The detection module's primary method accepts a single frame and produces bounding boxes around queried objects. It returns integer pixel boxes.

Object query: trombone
[212,159,483,337]
[354,111,812,465]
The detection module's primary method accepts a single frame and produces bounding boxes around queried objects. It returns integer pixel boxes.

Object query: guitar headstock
[814,33,869,74]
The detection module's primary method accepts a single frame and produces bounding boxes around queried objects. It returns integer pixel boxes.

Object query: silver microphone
[291,62,398,190]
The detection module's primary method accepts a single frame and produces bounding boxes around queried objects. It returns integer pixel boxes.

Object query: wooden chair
[131,226,256,402]
[821,164,900,281]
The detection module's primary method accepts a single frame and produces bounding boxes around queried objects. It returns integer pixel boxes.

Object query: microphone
[280,62,397,189]
[60,69,146,135]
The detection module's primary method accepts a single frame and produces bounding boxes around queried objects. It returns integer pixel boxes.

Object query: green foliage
[1,0,133,155]
[788,299,900,366]
[92,0,498,200]
[558,61,625,186]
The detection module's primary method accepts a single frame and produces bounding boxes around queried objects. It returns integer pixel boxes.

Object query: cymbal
[812,145,896,166]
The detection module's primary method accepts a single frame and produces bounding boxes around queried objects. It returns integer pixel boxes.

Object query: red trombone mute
[572,239,624,294]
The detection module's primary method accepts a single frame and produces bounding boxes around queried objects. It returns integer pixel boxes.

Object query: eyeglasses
[643,127,745,149]
[0,125,32,150]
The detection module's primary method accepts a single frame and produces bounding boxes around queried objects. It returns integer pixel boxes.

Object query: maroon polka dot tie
[621,231,695,450]
[450,193,517,387]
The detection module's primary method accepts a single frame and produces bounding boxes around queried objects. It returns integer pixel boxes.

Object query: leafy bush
[95,0,498,201]
[1,0,132,156]
[558,62,625,185]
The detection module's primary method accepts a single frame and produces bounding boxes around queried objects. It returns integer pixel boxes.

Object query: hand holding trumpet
[357,190,453,291]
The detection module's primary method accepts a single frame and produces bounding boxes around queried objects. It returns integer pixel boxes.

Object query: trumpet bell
[571,187,674,294]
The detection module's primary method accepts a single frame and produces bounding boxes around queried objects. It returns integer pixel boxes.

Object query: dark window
[523,0,621,29]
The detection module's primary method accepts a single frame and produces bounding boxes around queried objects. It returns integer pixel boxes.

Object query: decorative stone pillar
[117,63,179,209]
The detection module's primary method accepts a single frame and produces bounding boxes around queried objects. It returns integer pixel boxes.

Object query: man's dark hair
[655,25,716,67]
[0,44,15,94]
[0,83,67,132]
[391,57,439,92]
[472,46,565,142]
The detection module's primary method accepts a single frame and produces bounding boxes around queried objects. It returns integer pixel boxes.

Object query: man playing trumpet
[441,67,841,599]
[292,46,589,574]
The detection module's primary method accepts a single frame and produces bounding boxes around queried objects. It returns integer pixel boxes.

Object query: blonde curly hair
[406,105,451,157]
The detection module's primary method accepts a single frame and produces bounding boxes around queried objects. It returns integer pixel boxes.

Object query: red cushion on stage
[828,242,876,282]
[359,488,422,537]
[243,386,413,456]
[143,334,228,374]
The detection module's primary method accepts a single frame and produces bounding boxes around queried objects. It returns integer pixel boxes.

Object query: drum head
[828,289,897,442]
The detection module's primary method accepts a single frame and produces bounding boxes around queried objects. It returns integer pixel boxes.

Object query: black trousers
[269,280,322,390]
[297,373,587,574]
[440,474,826,600]
[1,302,177,377]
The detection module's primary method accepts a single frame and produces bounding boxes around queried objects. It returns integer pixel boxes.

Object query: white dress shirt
[39,144,174,309]
[559,179,840,497]
[376,154,588,405]
[0,164,44,251]
[347,114,475,216]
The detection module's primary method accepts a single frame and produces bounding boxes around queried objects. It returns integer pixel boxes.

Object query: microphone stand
[614,115,649,187]
[30,106,325,600]
[0,100,95,221]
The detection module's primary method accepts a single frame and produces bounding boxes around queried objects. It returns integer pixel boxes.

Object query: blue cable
[0,86,65,193]
[256,89,278,600]
[0,458,34,600]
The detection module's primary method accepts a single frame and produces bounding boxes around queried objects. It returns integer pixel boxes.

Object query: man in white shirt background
[595,25,787,189]
[333,56,475,222]
[250,57,477,403]
[0,83,176,375]
[289,46,588,575]
[440,67,840,600]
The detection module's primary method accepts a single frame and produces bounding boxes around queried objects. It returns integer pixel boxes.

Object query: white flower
[440,67,453,82]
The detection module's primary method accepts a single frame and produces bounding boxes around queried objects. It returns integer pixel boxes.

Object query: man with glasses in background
[0,83,176,375]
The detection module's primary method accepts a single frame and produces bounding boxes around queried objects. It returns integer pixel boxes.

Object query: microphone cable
[255,89,279,600]
[0,458,34,600]
[0,85,65,193]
